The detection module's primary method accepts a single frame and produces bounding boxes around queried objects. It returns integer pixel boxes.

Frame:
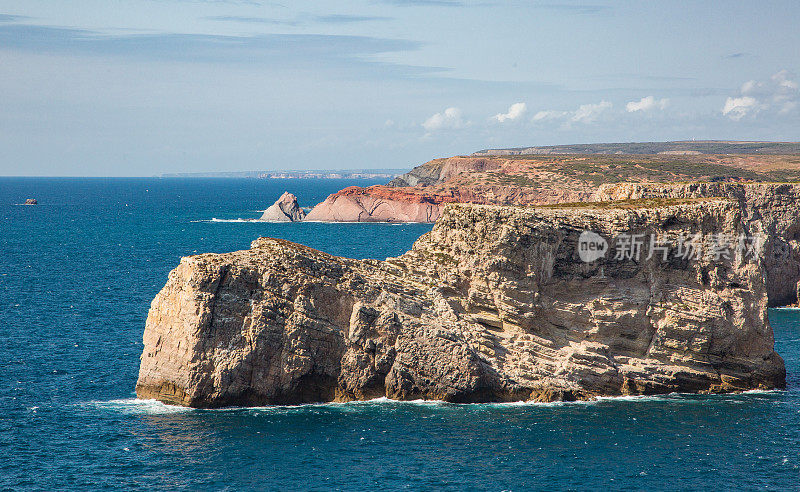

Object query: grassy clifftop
[384,147,800,206]
[474,140,800,156]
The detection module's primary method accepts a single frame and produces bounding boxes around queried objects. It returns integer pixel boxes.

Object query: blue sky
[1,1,798,176]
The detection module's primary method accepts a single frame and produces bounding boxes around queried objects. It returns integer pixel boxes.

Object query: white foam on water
[334,396,443,406]
[85,389,786,415]
[83,398,193,415]
[207,218,256,223]
[488,390,785,408]
[482,399,599,408]
[593,394,675,402]
[205,397,451,414]
[192,218,297,223]
[739,389,782,395]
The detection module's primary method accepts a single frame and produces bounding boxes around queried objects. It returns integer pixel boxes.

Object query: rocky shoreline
[139,144,800,407]
[137,198,786,407]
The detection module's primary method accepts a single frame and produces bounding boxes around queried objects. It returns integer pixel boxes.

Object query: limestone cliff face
[595,183,800,306]
[136,200,785,407]
[259,192,305,222]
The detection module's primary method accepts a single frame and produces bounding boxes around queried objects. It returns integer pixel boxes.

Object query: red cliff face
[304,181,595,222]
[308,152,800,223]
[335,186,458,204]
[305,186,457,222]
[307,155,605,222]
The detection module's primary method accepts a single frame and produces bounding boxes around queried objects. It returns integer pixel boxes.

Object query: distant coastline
[159,169,406,179]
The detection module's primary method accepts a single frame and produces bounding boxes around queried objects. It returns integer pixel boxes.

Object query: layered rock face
[136,200,785,407]
[259,192,305,222]
[319,151,800,223]
[387,158,448,187]
[596,183,800,306]
[305,186,455,222]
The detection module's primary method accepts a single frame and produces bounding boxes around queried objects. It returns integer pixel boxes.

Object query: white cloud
[530,100,612,127]
[773,70,799,91]
[741,80,760,94]
[780,101,797,114]
[493,102,527,122]
[625,96,669,113]
[422,107,464,132]
[570,100,612,123]
[532,110,568,121]
[722,96,758,120]
[724,70,798,120]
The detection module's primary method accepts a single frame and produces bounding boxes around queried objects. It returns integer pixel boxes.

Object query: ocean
[1,177,798,490]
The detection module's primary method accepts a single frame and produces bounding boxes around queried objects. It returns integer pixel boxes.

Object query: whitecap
[81,390,785,416]
[82,398,193,415]
[738,389,783,395]
[188,218,257,223]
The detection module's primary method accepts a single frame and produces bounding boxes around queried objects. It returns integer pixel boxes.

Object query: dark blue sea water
[1,178,798,491]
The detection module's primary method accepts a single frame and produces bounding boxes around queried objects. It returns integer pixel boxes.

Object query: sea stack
[136,198,785,407]
[259,192,305,222]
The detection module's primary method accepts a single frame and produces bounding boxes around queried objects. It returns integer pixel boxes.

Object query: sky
[0,1,798,176]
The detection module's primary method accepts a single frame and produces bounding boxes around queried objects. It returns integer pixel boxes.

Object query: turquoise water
[1,178,799,490]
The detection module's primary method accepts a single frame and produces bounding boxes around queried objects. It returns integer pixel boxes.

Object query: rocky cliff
[305,186,456,222]
[317,152,800,223]
[136,199,785,407]
[307,157,800,307]
[259,192,305,222]
[596,182,800,306]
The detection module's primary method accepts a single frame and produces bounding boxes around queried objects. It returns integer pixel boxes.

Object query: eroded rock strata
[136,199,785,407]
[597,182,800,306]
[309,151,800,223]
[305,186,454,222]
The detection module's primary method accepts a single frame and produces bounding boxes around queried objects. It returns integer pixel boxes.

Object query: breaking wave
[83,389,784,416]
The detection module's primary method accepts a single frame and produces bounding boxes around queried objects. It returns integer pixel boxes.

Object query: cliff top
[473,140,800,156]
[528,196,727,209]
[380,152,800,207]
[440,197,733,220]
[172,198,739,275]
